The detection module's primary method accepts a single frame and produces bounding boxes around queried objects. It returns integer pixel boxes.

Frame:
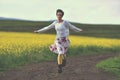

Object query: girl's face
[56,12,63,20]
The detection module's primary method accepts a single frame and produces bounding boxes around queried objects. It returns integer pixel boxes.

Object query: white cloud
[0,0,120,24]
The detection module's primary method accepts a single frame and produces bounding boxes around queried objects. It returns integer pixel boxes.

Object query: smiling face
[56,9,64,21]
[56,12,63,20]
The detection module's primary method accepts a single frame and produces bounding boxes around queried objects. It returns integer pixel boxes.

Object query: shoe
[61,59,66,67]
[58,65,62,73]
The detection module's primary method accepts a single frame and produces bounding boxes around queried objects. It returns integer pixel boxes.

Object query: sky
[0,0,120,24]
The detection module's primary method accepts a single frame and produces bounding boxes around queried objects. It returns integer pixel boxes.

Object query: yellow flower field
[0,31,120,53]
[0,31,120,70]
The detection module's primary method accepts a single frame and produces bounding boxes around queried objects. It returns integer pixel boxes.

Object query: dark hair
[56,9,64,16]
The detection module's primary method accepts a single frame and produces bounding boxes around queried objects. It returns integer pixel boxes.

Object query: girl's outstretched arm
[34,21,56,33]
[65,21,83,32]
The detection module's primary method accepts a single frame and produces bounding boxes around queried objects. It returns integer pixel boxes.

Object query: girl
[34,9,83,73]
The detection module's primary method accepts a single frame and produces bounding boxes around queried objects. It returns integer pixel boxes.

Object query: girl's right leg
[57,53,67,73]
[57,54,63,73]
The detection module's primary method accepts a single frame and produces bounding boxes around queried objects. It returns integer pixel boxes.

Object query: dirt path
[0,53,119,80]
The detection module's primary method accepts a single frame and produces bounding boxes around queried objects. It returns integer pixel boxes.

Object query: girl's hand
[80,29,83,31]
[34,30,39,33]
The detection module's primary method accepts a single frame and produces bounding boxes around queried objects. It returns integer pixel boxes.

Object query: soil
[0,53,119,80]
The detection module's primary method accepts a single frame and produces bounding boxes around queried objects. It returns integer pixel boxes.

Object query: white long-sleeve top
[37,20,82,38]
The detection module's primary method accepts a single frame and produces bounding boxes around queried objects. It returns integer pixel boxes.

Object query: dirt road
[0,53,119,80]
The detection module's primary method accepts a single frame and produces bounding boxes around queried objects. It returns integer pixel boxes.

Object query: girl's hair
[56,9,64,16]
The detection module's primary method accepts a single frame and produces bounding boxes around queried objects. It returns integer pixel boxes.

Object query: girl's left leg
[57,54,63,65]
[62,54,66,67]
[57,54,63,73]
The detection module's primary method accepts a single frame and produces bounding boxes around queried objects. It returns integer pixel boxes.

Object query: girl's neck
[57,19,63,23]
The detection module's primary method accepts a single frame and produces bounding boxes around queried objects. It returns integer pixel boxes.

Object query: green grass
[68,45,120,56]
[0,20,120,39]
[96,56,120,79]
[0,46,56,71]
[0,44,120,72]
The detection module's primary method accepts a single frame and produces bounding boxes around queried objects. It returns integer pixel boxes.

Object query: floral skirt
[49,37,70,54]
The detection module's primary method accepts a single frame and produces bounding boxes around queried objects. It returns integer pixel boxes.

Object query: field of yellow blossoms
[0,31,120,71]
